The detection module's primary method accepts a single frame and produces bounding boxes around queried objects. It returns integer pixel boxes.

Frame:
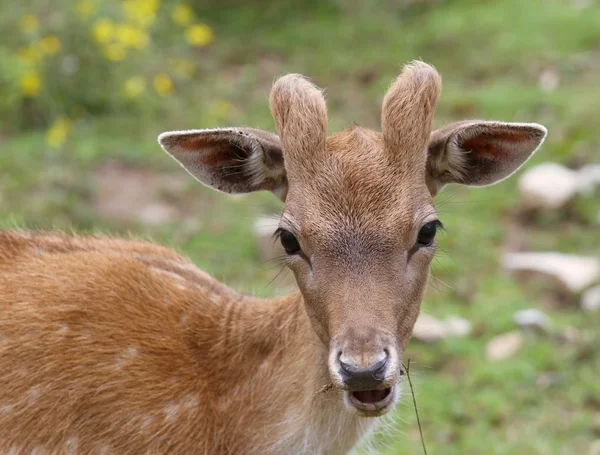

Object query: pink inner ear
[463,131,530,163]
[180,136,207,151]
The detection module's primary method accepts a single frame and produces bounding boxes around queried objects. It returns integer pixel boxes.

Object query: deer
[0,61,546,455]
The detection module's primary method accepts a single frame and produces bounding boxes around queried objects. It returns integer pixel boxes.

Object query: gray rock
[581,285,600,313]
[578,164,600,196]
[503,252,600,294]
[412,314,447,343]
[514,308,551,333]
[412,314,471,343]
[486,331,524,361]
[589,439,600,455]
[444,316,472,337]
[518,163,579,210]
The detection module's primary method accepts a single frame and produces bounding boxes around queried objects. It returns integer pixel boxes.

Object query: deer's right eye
[278,229,301,255]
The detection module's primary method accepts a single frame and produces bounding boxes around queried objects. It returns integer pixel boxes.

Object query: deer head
[158,61,546,417]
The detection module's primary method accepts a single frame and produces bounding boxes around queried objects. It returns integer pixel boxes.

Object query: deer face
[159,61,546,417]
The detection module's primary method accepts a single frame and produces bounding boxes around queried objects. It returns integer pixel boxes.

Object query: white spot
[56,324,70,341]
[98,444,114,455]
[163,402,180,421]
[114,346,139,370]
[65,437,78,454]
[183,394,199,413]
[33,247,47,255]
[28,386,40,401]
[216,395,231,412]
[0,403,15,414]
[179,314,189,327]
[139,414,154,431]
[17,367,30,378]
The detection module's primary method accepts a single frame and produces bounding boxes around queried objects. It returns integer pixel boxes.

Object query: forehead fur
[285,126,433,245]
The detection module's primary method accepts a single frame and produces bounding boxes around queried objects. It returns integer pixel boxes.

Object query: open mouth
[346,385,395,414]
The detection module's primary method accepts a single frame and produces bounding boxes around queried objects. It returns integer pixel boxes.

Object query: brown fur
[0,61,546,454]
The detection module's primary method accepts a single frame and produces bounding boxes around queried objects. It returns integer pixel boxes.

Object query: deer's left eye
[417,220,442,247]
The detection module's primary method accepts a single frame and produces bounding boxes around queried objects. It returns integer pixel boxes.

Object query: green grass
[2,0,600,453]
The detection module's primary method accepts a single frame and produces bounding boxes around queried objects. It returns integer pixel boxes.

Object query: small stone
[412,314,447,343]
[444,316,472,337]
[538,69,560,93]
[503,252,600,294]
[578,164,600,196]
[535,372,562,389]
[137,203,178,226]
[557,326,581,344]
[412,315,471,343]
[589,439,600,455]
[514,308,551,333]
[486,331,524,361]
[518,163,579,211]
[581,285,600,313]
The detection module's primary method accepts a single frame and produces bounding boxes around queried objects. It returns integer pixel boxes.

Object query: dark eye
[278,229,301,255]
[417,220,442,247]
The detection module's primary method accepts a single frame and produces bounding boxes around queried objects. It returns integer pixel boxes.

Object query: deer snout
[338,351,388,390]
[329,331,398,391]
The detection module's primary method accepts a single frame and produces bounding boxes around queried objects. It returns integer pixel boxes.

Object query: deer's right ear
[158,128,287,200]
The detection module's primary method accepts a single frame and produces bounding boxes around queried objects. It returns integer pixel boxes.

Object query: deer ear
[426,121,547,195]
[158,127,287,200]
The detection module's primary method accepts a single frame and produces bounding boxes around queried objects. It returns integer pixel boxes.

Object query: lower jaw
[344,384,397,416]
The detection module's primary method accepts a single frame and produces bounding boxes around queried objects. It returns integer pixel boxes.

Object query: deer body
[0,62,546,454]
[0,231,375,454]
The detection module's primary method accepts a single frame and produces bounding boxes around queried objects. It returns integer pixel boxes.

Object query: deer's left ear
[426,121,547,196]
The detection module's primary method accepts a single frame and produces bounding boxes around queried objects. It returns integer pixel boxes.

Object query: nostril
[339,357,353,374]
[338,352,388,377]
[371,355,387,376]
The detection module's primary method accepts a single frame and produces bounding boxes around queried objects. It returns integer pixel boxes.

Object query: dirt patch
[92,160,189,227]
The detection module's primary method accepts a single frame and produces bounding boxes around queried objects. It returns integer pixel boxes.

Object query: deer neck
[205,291,376,455]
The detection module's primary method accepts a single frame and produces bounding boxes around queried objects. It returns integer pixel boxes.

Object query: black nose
[339,353,388,390]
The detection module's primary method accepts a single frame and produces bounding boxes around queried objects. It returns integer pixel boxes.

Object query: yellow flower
[115,24,148,49]
[75,0,96,18]
[92,18,114,44]
[20,72,42,97]
[185,24,213,47]
[103,43,126,61]
[18,46,43,65]
[39,35,61,55]
[124,76,146,99]
[153,73,173,96]
[171,5,193,26]
[123,0,159,28]
[45,117,73,148]
[19,15,39,34]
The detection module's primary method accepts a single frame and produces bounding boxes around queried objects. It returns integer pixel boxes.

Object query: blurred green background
[1,0,599,453]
